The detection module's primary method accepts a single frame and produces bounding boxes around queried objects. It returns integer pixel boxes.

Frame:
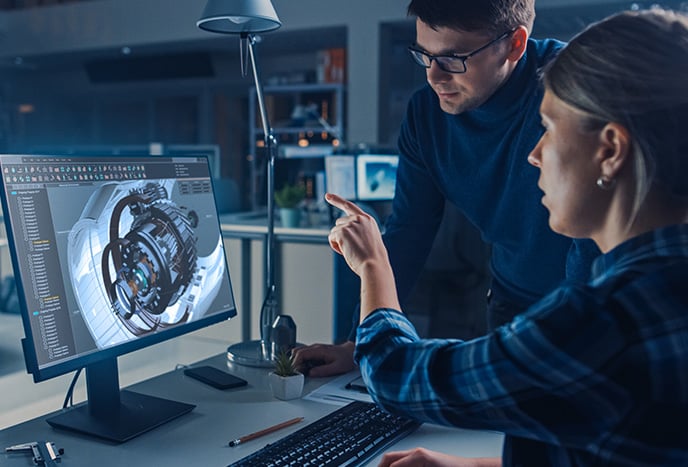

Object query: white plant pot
[269,372,304,400]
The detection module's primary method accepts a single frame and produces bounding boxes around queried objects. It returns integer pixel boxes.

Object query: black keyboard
[229,401,422,466]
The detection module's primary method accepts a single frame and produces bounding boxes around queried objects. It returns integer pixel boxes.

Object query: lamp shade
[197,0,281,34]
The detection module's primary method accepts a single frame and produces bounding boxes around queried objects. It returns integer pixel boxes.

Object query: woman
[326,9,688,466]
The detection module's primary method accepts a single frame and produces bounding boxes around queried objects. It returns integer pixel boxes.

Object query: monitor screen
[0,154,236,442]
[324,155,356,200]
[355,154,399,201]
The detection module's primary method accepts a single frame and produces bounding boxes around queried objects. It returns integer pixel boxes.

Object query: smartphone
[345,376,368,394]
[183,366,248,390]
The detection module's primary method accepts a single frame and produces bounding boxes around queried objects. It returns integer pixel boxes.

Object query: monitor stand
[46,358,195,443]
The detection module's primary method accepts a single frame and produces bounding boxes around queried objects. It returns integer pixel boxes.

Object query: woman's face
[528,90,607,239]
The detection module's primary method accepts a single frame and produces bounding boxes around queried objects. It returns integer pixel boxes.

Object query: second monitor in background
[324,153,399,202]
[324,155,356,200]
[355,154,399,201]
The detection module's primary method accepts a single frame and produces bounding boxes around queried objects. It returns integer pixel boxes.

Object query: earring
[596,175,616,190]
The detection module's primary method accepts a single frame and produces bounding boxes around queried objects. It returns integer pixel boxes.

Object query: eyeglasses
[408,29,514,74]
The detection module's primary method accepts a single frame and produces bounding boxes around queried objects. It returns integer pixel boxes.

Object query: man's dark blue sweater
[385,38,598,316]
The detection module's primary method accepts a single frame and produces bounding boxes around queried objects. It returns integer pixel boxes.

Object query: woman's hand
[379,448,501,467]
[325,193,388,277]
[325,193,400,319]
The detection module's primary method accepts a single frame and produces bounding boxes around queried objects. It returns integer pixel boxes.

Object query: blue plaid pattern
[355,224,688,466]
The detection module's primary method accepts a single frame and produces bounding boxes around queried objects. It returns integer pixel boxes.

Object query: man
[294,0,597,376]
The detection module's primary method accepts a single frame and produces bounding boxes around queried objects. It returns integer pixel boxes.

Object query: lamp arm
[246,34,278,346]
[246,34,272,143]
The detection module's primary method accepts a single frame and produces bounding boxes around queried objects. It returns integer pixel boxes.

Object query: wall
[0,0,631,145]
[0,0,399,144]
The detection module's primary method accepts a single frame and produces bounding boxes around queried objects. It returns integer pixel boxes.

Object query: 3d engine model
[101,183,198,336]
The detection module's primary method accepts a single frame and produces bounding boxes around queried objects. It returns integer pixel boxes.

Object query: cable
[62,368,83,409]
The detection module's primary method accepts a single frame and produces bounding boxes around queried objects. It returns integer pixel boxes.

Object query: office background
[0,0,685,431]
[3,0,683,208]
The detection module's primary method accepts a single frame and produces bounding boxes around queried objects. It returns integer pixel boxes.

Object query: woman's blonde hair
[542,9,688,221]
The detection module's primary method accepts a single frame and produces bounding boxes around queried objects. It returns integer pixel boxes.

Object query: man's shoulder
[527,37,566,67]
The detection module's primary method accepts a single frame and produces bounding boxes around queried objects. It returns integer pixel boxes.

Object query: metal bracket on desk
[5,440,64,466]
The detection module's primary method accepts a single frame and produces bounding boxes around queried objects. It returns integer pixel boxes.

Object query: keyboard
[229,400,422,466]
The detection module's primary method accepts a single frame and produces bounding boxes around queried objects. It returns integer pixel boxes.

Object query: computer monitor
[355,154,399,201]
[324,155,356,200]
[0,154,236,442]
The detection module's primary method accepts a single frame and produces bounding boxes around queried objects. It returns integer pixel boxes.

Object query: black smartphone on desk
[184,366,248,390]
[345,375,368,394]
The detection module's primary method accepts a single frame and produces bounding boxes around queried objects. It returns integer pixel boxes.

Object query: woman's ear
[597,122,632,178]
[506,26,529,62]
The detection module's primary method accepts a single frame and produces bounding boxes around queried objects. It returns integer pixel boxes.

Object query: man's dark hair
[407,0,535,34]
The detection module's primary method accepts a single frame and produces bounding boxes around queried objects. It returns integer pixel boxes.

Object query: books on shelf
[317,48,346,84]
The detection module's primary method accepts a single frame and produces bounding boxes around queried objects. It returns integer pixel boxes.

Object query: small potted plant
[268,350,304,400]
[274,182,306,228]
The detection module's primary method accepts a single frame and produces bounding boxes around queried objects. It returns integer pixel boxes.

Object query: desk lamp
[198,0,282,367]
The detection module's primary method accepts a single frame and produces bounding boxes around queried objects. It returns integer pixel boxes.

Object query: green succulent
[274,183,306,209]
[273,350,299,377]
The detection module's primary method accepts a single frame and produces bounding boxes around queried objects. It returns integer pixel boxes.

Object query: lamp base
[226,340,274,368]
[226,340,305,368]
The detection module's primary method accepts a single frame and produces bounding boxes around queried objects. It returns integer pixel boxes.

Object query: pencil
[228,416,304,447]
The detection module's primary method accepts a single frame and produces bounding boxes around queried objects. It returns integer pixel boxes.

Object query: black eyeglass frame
[408,29,516,74]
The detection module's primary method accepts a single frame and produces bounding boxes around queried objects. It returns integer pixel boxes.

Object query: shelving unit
[378,20,425,146]
[248,83,345,209]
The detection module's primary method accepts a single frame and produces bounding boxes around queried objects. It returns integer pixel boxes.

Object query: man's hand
[292,341,355,377]
[379,448,501,467]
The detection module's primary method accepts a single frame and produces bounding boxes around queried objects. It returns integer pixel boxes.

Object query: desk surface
[0,354,503,466]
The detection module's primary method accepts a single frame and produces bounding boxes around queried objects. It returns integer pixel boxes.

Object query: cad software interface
[0,155,235,371]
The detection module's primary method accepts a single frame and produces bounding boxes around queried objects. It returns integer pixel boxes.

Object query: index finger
[325,192,366,216]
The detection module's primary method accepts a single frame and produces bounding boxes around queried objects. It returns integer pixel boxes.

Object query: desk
[0,354,503,466]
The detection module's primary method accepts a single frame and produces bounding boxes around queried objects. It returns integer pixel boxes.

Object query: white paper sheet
[304,370,373,406]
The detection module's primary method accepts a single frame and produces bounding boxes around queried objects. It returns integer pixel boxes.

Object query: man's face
[415,19,514,115]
